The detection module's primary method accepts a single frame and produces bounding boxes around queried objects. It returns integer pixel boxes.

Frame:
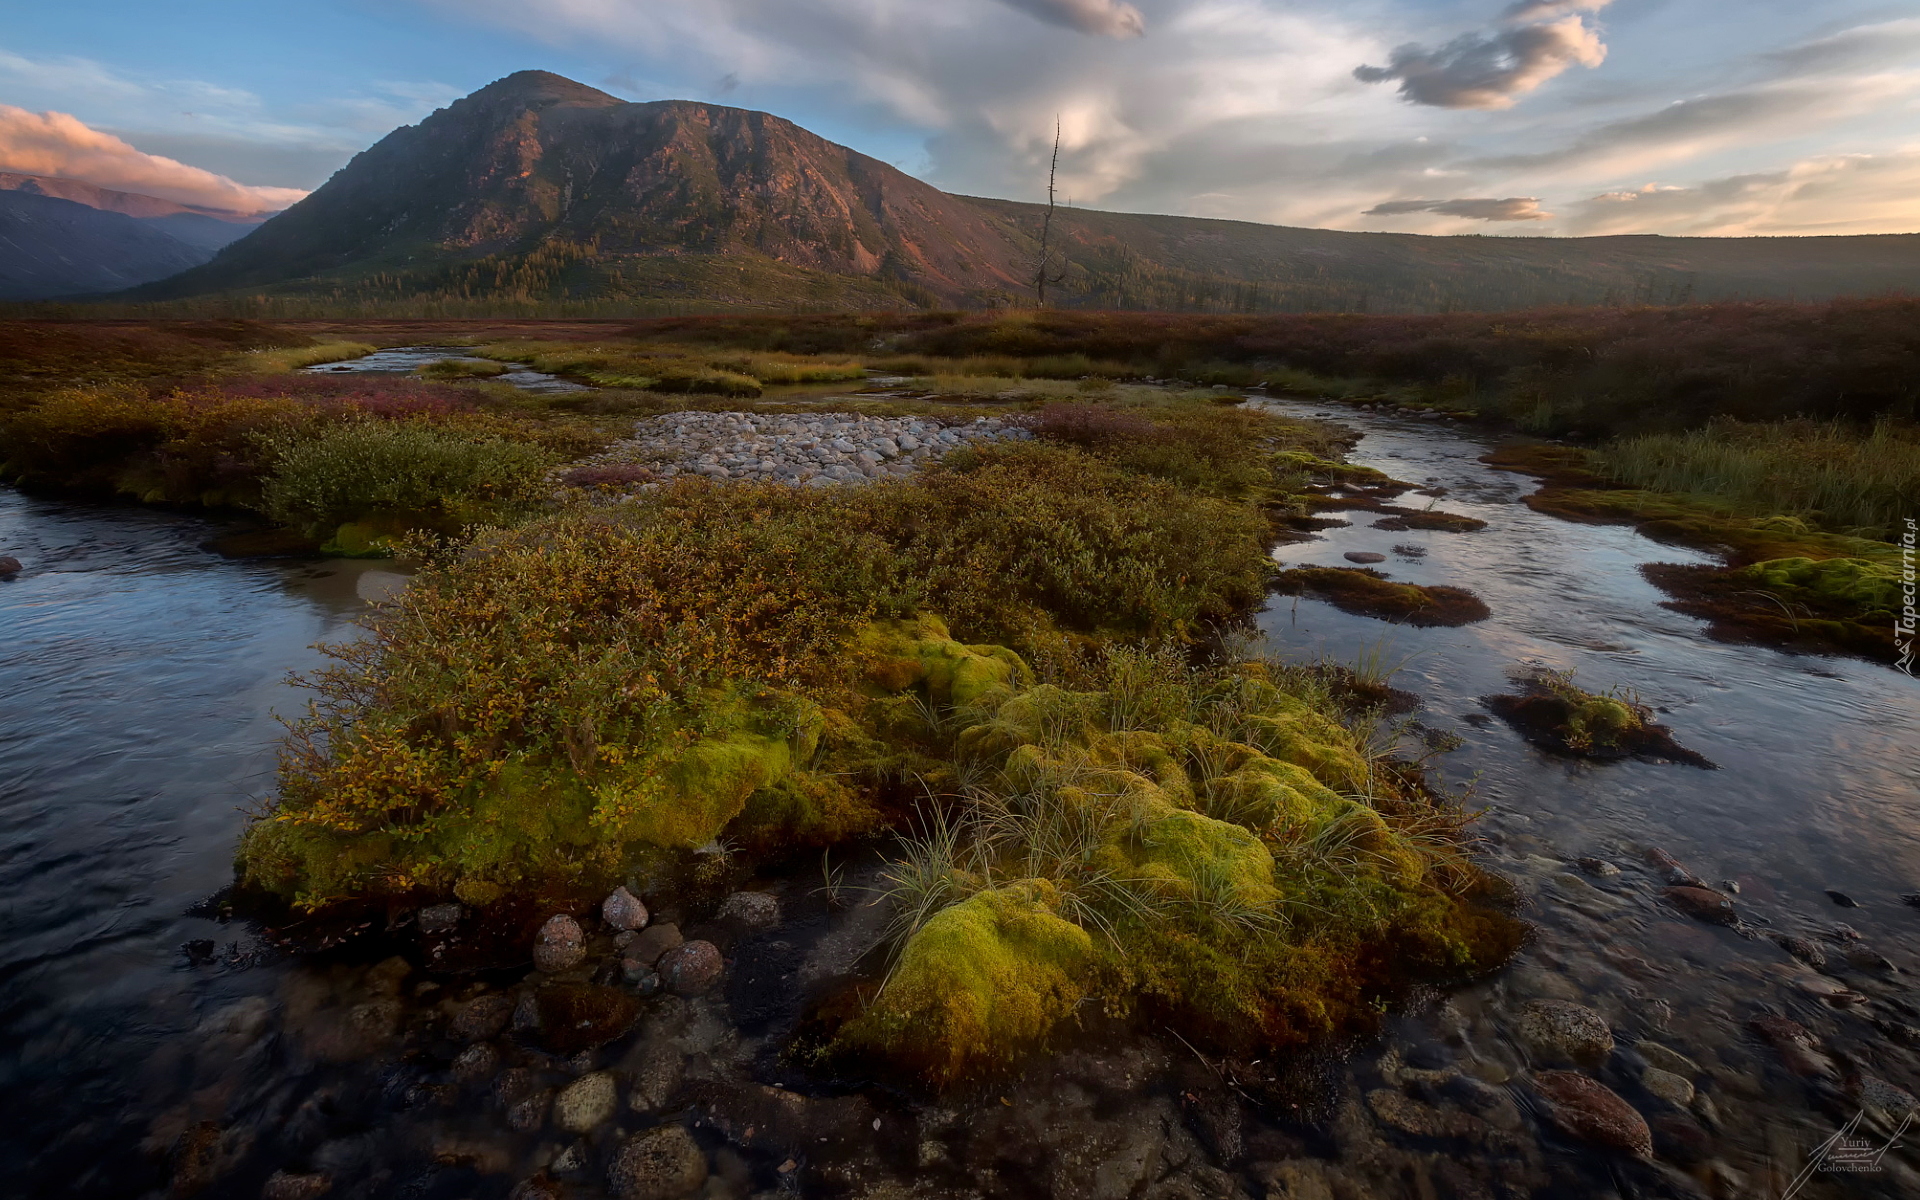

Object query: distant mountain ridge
[125,71,1920,312]
[0,172,268,299]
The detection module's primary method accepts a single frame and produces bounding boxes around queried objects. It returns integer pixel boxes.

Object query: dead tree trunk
[1032,119,1068,306]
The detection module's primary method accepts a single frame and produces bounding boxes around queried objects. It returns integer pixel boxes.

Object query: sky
[2,0,1918,235]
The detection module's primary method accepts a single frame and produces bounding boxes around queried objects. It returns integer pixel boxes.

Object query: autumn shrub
[260,421,557,536]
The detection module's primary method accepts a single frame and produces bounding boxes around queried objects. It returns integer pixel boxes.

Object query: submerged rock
[608,1125,708,1200]
[533,914,586,973]
[451,1041,501,1085]
[626,923,683,967]
[1367,1088,1486,1141]
[1662,886,1738,926]
[262,1170,333,1200]
[1772,934,1826,969]
[0,556,20,576]
[658,940,723,996]
[1641,1067,1695,1107]
[603,887,649,931]
[1342,551,1387,564]
[532,983,642,1054]
[1748,1015,1835,1078]
[453,993,514,1041]
[716,891,781,931]
[417,902,464,934]
[554,1072,619,1133]
[1517,1000,1614,1064]
[1529,1070,1652,1158]
[1576,857,1620,878]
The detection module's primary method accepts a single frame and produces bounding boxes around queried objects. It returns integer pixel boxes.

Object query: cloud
[996,0,1144,38]
[1365,196,1551,220]
[1354,2,1610,109]
[1563,152,1920,236]
[0,107,308,213]
[1499,0,1609,21]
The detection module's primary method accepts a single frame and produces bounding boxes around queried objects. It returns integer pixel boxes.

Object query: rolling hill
[125,71,1920,313]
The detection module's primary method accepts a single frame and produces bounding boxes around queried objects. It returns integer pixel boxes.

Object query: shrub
[260,422,557,537]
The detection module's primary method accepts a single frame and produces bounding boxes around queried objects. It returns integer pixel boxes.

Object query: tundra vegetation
[0,315,1541,1082]
[2,303,1904,1073]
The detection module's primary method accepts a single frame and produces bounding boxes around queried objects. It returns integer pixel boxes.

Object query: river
[0,400,1914,1198]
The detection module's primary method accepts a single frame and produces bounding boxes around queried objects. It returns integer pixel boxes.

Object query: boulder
[532,983,642,1055]
[417,903,464,934]
[1530,1070,1652,1158]
[626,923,683,967]
[603,887,649,932]
[452,993,514,1041]
[0,556,20,576]
[658,941,724,996]
[1662,886,1737,926]
[1517,999,1614,1064]
[533,914,586,973]
[716,891,781,931]
[554,1072,620,1133]
[608,1126,708,1200]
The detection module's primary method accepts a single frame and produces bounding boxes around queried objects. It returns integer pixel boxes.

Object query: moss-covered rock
[856,614,1033,709]
[841,880,1096,1083]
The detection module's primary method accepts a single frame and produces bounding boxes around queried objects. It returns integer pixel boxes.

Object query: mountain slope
[0,191,211,300]
[128,71,1920,313]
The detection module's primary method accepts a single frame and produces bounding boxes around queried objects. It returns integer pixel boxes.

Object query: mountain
[0,172,264,252]
[128,71,1920,313]
[0,191,212,300]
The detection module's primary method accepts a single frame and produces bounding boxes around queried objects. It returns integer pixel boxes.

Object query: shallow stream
[0,400,1916,1198]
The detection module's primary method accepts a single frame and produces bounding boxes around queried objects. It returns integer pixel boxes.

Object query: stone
[608,1125,708,1200]
[1663,886,1737,926]
[1845,946,1895,971]
[1825,889,1860,908]
[1646,847,1706,888]
[1517,999,1615,1064]
[603,887,649,931]
[1576,857,1620,877]
[507,1088,554,1132]
[1649,1114,1711,1165]
[627,1044,685,1112]
[1772,934,1826,969]
[451,1042,501,1085]
[417,903,464,934]
[262,1171,333,1200]
[1634,1042,1700,1078]
[453,993,515,1041]
[627,923,683,966]
[495,1066,539,1105]
[1855,1075,1919,1124]
[1641,1067,1695,1107]
[1342,552,1387,564]
[658,940,724,995]
[1747,1016,1834,1078]
[555,1072,620,1133]
[507,1175,564,1200]
[716,891,781,931]
[1366,1088,1485,1141]
[534,913,586,973]
[532,983,642,1055]
[1530,1070,1653,1158]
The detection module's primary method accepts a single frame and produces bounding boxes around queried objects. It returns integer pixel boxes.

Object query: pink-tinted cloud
[1355,3,1610,109]
[0,106,307,214]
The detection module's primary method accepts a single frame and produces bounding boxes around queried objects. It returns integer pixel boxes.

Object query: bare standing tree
[1031,118,1068,306]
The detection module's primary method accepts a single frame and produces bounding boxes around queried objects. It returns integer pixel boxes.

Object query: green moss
[857,614,1034,709]
[1739,556,1902,615]
[1105,806,1282,911]
[841,880,1096,1084]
